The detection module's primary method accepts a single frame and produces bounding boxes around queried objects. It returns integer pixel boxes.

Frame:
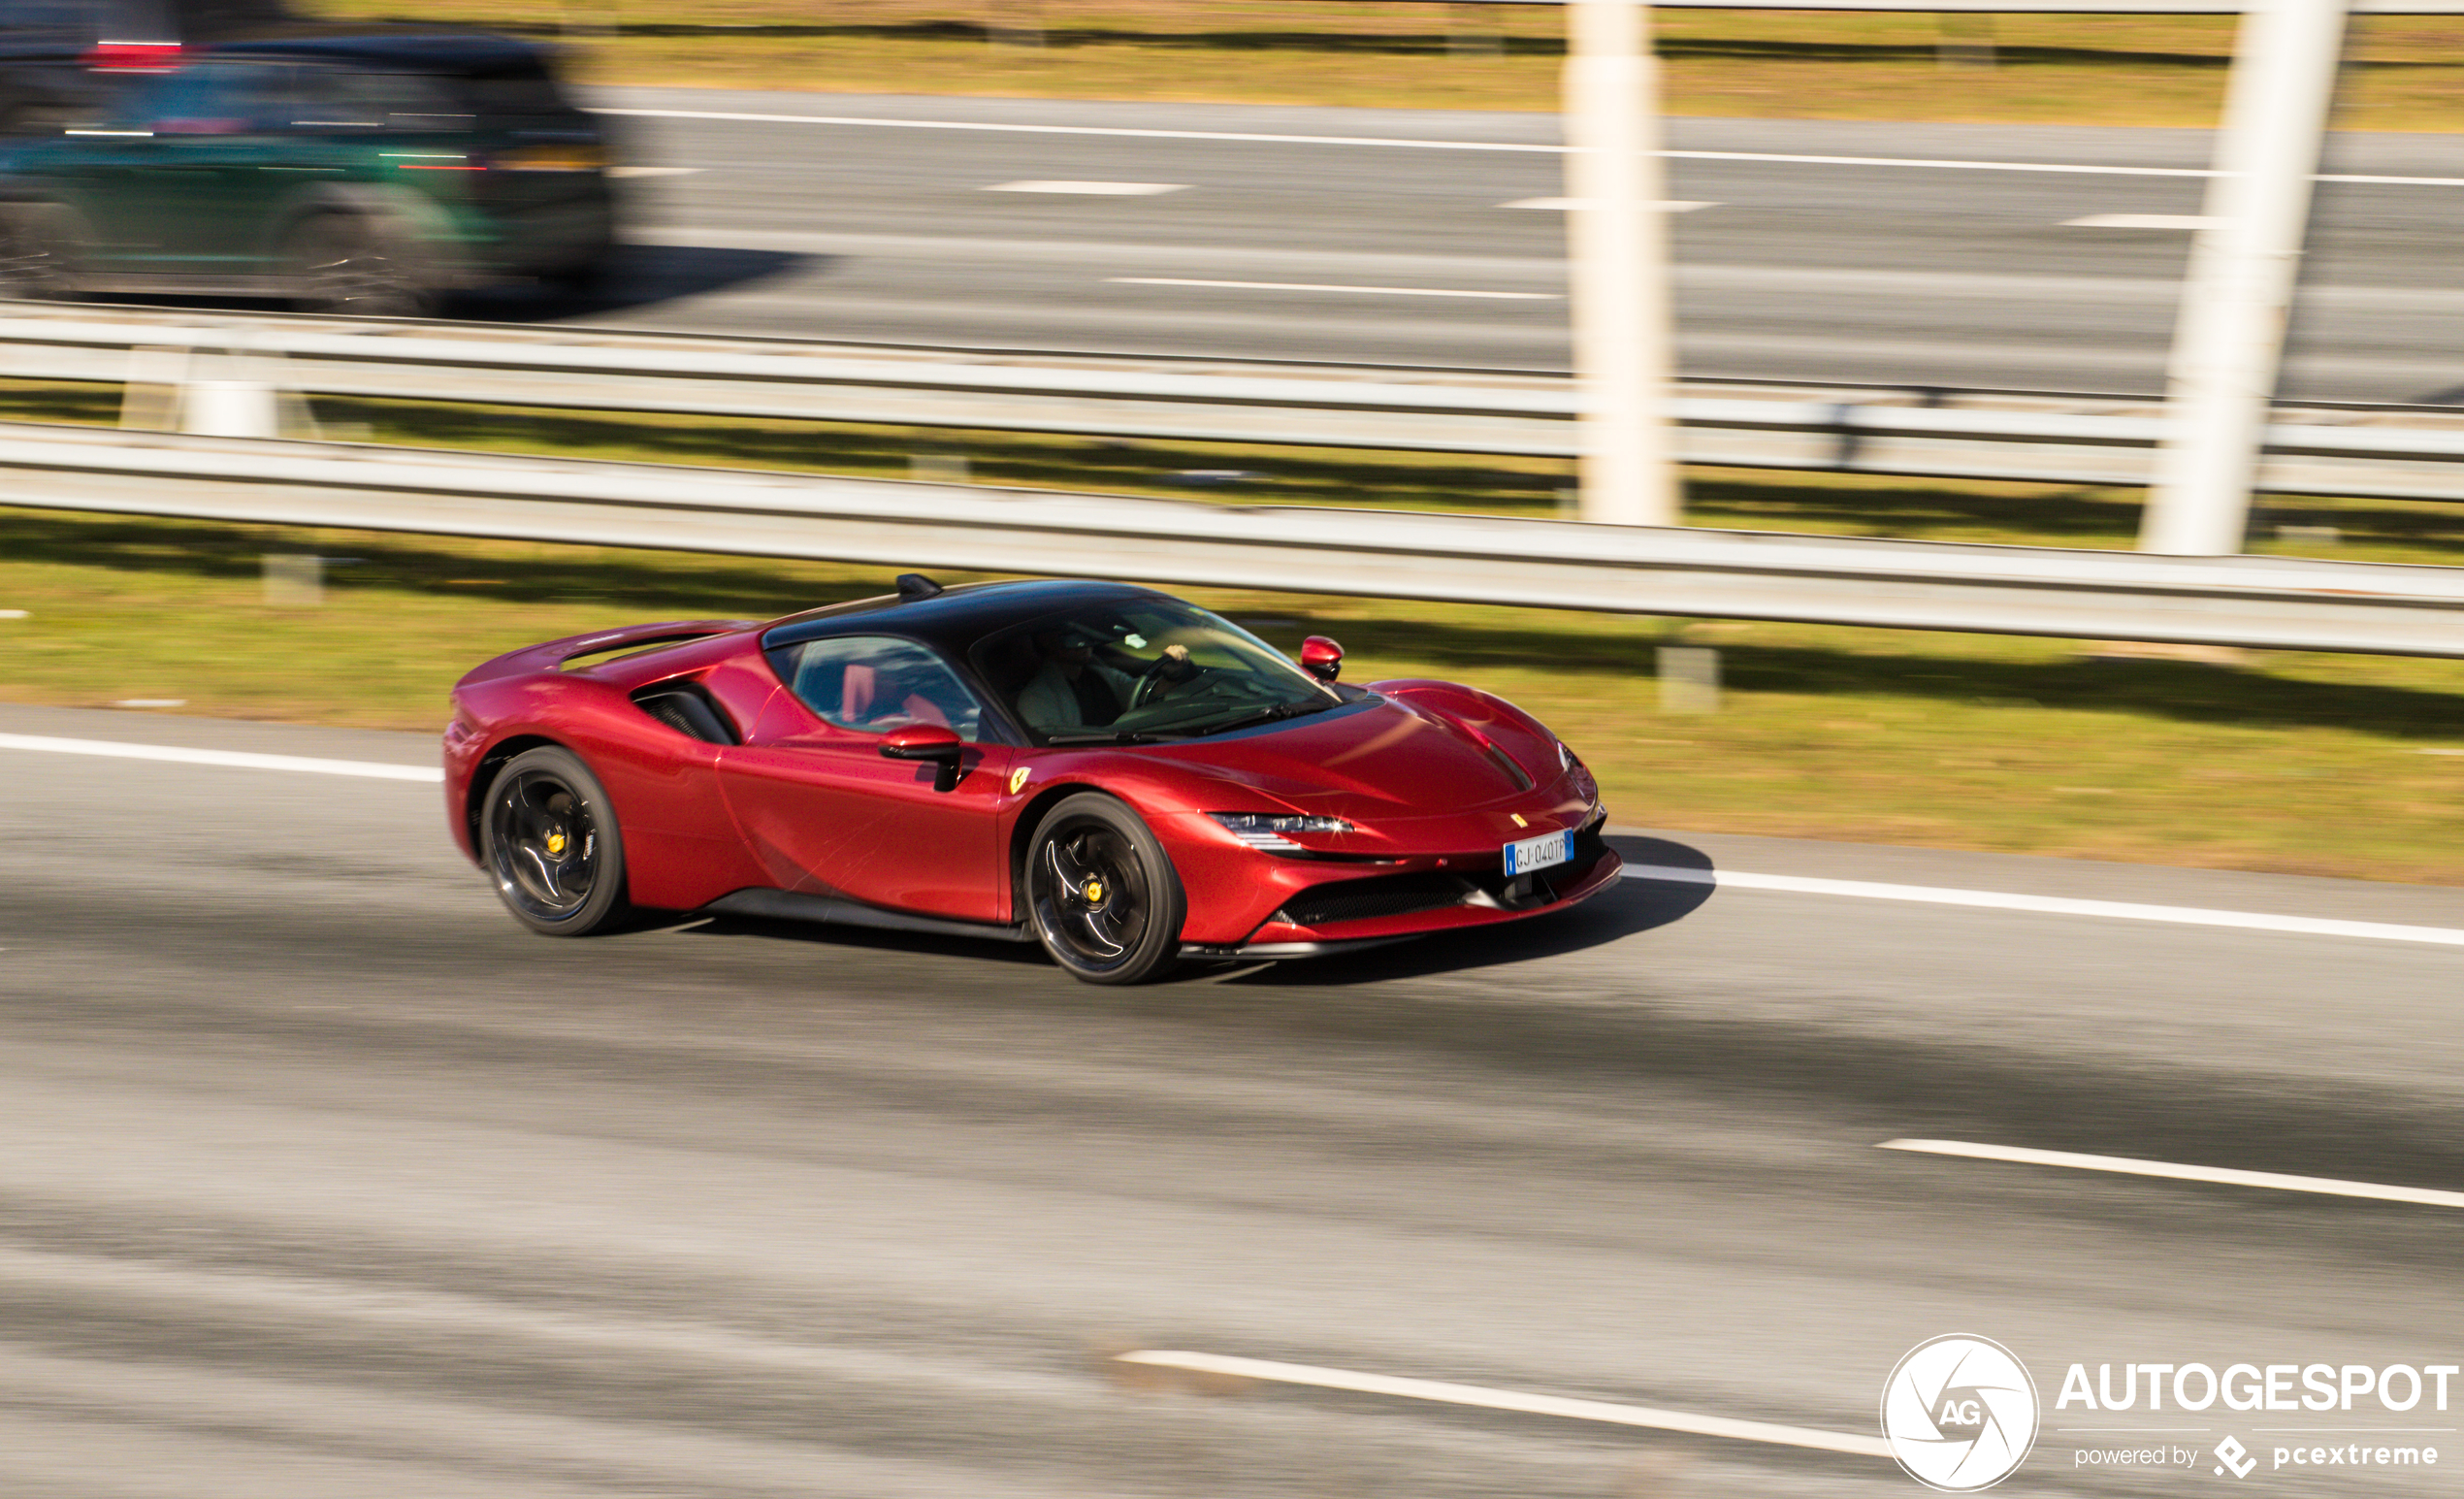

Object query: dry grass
[302,0,2464,131]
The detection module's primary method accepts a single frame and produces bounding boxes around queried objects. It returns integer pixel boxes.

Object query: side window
[776,636,987,743]
[146,60,295,135]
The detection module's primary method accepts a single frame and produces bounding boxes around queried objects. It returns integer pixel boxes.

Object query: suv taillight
[83,41,181,72]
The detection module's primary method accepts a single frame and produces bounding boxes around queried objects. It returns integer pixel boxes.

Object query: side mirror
[1300,635,1344,683]
[879,723,964,791]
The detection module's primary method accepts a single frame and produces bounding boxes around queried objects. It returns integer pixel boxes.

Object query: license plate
[1502,828,1570,877]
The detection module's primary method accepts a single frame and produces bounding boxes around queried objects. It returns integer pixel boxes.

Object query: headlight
[1210,813,1353,834]
[1210,812,1353,851]
[1557,739,1573,772]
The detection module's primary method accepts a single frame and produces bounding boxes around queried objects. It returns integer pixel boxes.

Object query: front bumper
[1187,832,1624,960]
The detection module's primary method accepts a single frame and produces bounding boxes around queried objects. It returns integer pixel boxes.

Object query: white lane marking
[1115,1351,1891,1458]
[112,699,186,709]
[1881,1138,2464,1212]
[1110,277,1559,300]
[588,111,2464,187]
[2065,212,2214,229]
[1619,864,2464,947]
[0,733,443,783]
[1504,197,1716,212]
[988,179,1187,195]
[608,165,702,178]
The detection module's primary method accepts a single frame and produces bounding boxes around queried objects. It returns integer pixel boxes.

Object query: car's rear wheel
[1025,793,1184,985]
[481,746,630,936]
[287,212,436,318]
[0,203,79,302]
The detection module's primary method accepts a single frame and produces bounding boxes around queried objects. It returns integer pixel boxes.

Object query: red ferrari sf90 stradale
[442,575,1621,983]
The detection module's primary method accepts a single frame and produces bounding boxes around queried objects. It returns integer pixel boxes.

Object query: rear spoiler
[456,619,753,686]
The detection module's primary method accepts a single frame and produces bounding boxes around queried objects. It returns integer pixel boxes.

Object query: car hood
[1161,696,1549,813]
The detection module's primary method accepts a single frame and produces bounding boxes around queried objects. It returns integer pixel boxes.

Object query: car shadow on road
[665,836,1715,984]
[466,244,824,322]
[674,911,1055,967]
[1206,835,1715,988]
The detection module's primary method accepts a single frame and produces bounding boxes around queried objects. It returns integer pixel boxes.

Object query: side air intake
[630,683,739,745]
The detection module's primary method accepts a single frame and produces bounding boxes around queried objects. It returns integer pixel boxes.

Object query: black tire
[0,202,78,302]
[286,212,437,318]
[538,253,611,298]
[1024,793,1185,985]
[480,746,630,936]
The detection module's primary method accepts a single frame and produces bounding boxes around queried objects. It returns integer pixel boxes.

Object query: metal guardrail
[7,419,2463,657]
[11,306,2464,503]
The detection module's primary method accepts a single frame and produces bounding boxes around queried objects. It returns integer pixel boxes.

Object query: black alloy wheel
[1025,793,1186,984]
[287,212,437,318]
[480,746,630,936]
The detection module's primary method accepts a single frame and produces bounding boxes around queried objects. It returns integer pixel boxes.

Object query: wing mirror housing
[879,723,964,791]
[1300,635,1344,683]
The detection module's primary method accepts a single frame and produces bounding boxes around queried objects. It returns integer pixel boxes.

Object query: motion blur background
[3,1,2463,1495]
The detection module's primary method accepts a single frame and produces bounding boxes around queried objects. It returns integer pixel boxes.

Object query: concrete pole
[1564,0,1680,527]
[2140,0,2351,555]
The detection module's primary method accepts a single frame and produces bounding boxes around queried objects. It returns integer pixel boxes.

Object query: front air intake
[1276,871,1474,928]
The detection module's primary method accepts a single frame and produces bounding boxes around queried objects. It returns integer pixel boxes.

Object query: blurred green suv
[0,31,617,314]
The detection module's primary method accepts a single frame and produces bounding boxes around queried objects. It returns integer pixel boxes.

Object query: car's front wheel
[1025,793,1185,984]
[480,746,630,936]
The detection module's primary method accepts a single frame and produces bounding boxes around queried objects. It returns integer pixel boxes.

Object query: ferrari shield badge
[1008,766,1031,796]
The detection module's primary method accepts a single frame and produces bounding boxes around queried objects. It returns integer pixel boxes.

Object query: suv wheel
[287,212,437,318]
[0,203,78,302]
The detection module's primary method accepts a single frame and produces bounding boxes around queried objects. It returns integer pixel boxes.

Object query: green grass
[297,0,2464,132]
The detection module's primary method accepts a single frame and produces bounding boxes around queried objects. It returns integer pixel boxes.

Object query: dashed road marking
[2064,212,2212,229]
[1504,198,1716,212]
[988,179,1188,195]
[1111,277,1558,299]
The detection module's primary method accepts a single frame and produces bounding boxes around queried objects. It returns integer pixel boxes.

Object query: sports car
[443,575,1621,984]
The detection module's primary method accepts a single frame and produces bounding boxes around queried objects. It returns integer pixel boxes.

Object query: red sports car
[443,576,1621,983]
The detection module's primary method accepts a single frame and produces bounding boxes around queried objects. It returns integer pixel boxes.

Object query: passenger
[1016,627,1134,733]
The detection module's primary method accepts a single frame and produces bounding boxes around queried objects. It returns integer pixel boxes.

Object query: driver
[1016,626,1135,733]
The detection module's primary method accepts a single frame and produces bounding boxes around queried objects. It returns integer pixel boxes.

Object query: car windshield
[976,598,1339,745]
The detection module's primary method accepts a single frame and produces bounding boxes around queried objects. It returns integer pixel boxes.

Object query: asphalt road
[4,700,2462,1497]
[528,88,2464,403]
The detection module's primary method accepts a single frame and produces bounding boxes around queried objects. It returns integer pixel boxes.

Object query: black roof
[212,29,553,75]
[761,578,1162,655]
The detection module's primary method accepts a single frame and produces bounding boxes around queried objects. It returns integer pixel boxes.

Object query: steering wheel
[1126,656,1216,712]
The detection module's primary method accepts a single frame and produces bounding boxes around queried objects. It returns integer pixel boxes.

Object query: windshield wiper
[1042,729,1190,745]
[1191,701,1327,737]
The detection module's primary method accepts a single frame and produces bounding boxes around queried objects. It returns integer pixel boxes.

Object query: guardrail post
[1564,0,1680,527]
[2141,0,2351,556]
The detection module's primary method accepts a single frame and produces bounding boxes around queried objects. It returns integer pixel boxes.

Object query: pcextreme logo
[1882,1335,2041,1492]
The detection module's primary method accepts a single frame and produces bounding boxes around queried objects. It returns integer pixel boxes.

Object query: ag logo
[1881,1335,2039,1492]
